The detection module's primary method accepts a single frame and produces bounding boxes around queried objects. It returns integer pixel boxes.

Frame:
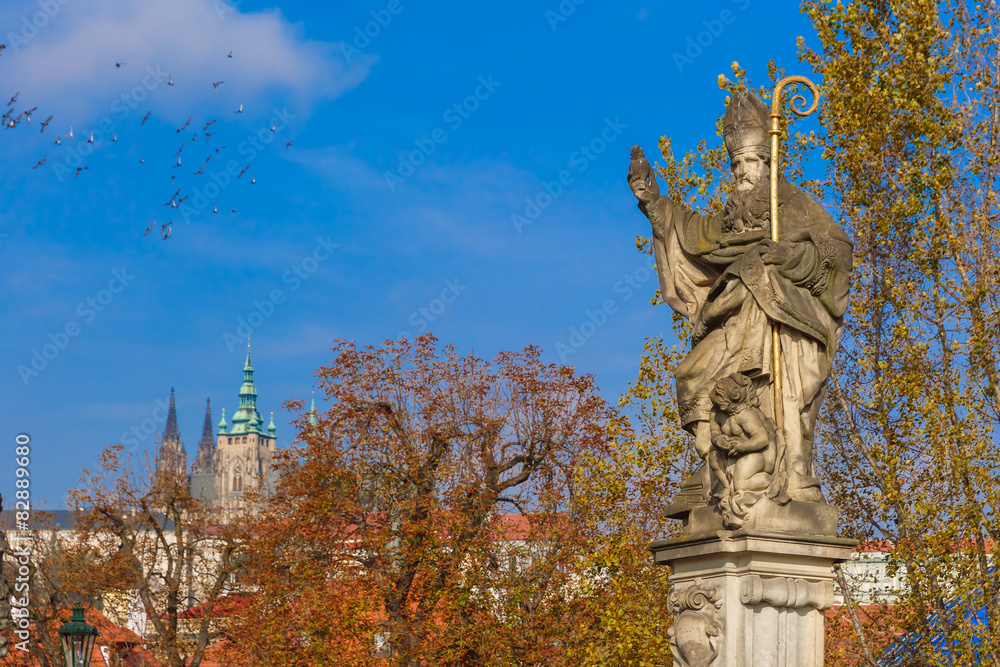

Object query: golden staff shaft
[768,75,819,431]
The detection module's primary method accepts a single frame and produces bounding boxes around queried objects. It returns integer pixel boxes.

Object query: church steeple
[194,398,216,474]
[164,388,180,443]
[156,388,187,477]
[228,344,267,436]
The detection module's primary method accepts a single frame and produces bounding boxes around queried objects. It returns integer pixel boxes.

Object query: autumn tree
[225,335,611,666]
[618,1,1000,664]
[63,447,245,667]
[797,1,1000,664]
[0,517,104,667]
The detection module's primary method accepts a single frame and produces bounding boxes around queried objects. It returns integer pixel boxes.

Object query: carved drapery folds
[668,579,723,667]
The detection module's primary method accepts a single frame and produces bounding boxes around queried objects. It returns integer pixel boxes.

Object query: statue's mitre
[723,91,770,158]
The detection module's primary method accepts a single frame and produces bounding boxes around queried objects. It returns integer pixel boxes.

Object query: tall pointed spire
[164,388,180,443]
[156,388,187,477]
[229,342,265,435]
[194,398,216,474]
[308,390,318,426]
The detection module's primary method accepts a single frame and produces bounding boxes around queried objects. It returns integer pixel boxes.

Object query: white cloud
[0,0,373,126]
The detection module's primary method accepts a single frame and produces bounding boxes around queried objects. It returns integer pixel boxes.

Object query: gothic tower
[155,388,188,477]
[193,399,216,474]
[215,345,276,514]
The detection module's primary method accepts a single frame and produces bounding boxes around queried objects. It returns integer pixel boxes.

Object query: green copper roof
[218,407,228,435]
[268,411,276,435]
[308,394,318,426]
[228,346,271,437]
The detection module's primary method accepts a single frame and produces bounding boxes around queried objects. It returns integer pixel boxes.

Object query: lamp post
[57,605,99,667]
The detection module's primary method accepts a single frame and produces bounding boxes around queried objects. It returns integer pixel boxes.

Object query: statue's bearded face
[722,172,770,234]
[731,150,768,193]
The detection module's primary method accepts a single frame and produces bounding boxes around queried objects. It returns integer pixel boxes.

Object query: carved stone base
[684,498,839,537]
[650,530,855,667]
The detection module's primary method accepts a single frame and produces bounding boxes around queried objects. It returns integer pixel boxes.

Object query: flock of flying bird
[2,49,292,240]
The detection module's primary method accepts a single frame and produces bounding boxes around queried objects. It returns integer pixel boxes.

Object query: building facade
[157,347,278,515]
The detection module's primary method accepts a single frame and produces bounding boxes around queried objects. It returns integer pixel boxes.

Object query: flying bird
[167,75,174,86]
[231,208,236,215]
[32,158,47,169]
[233,103,243,114]
[205,132,213,143]
[177,195,189,205]
[204,119,217,130]
[227,51,233,58]
[112,132,117,142]
[115,62,126,69]
[174,142,185,156]
[23,107,36,123]
[140,156,145,164]
[251,176,256,184]
[177,115,192,132]
[67,127,73,138]
[162,225,172,240]
[141,111,151,125]
[212,204,218,214]
[53,137,61,145]
[238,165,249,178]
[7,92,18,106]
[0,45,6,56]
[214,146,226,155]
[173,156,182,168]
[193,165,204,175]
[85,131,94,144]
[144,221,156,236]
[40,116,52,133]
[163,187,181,207]
[212,81,224,93]
[269,121,276,132]
[285,141,292,150]
[75,166,88,177]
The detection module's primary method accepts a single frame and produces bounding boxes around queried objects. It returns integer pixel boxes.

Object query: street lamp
[57,605,99,667]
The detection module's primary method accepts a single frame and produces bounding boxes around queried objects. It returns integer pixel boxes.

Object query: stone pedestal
[650,527,854,667]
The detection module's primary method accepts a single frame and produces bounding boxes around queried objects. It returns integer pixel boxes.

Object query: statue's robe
[649,179,852,484]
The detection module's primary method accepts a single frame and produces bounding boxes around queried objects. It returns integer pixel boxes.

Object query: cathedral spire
[156,388,187,477]
[164,388,180,443]
[194,398,216,474]
[308,390,318,426]
[229,344,265,435]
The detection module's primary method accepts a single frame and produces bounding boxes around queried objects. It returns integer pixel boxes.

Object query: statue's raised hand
[627,145,661,209]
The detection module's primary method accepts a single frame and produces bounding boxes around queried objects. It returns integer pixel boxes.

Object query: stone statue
[708,372,786,528]
[627,90,853,519]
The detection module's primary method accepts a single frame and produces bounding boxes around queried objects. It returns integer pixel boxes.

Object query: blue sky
[0,0,819,507]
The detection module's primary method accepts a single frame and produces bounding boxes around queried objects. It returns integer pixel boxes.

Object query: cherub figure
[708,372,778,527]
